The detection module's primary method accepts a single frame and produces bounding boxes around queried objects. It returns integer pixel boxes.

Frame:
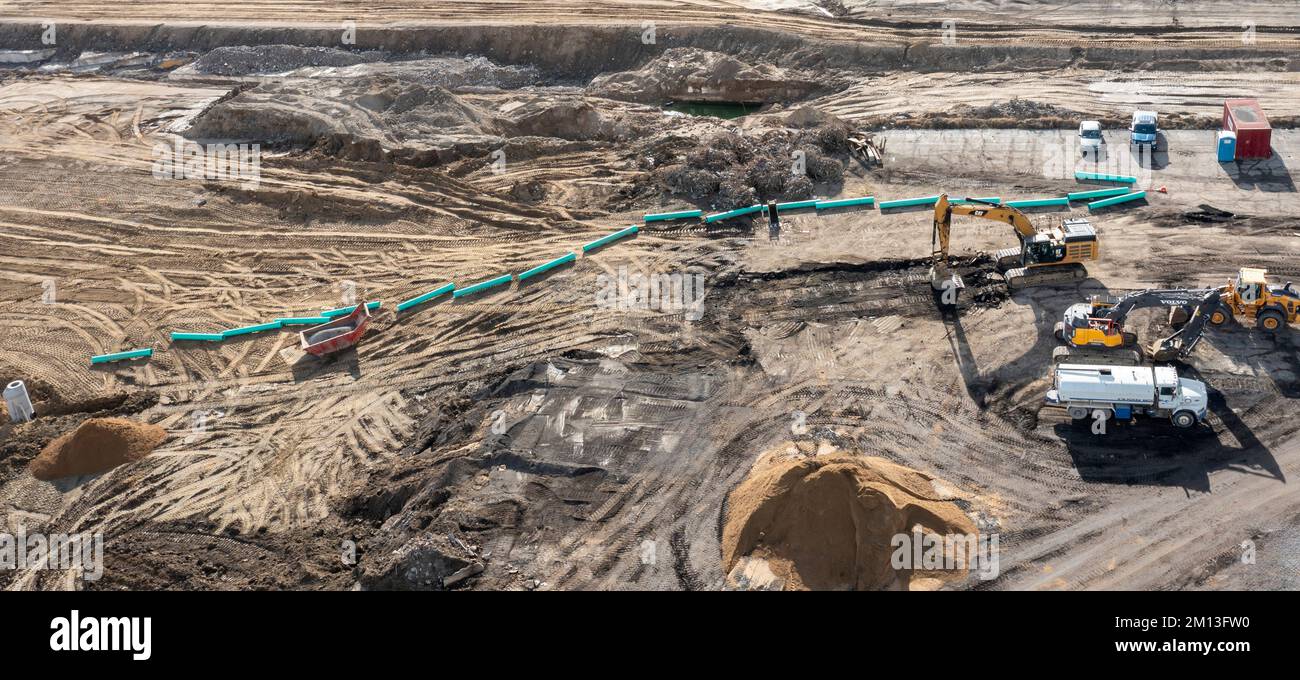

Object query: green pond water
[664,101,759,119]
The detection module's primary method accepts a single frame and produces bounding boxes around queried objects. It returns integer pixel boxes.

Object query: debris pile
[587,47,836,104]
[660,126,847,209]
[188,45,387,76]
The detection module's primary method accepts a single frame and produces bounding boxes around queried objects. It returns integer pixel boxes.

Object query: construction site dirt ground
[0,2,1298,590]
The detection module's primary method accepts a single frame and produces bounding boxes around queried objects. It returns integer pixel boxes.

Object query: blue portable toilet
[1217,130,1237,162]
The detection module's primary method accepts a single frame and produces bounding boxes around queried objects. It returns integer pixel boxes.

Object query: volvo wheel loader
[930,194,1099,307]
[1207,267,1300,332]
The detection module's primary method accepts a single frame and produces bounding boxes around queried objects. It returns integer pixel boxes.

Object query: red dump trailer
[1222,99,1272,160]
[299,303,371,357]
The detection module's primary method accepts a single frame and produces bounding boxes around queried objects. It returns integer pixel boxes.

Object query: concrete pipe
[4,380,34,423]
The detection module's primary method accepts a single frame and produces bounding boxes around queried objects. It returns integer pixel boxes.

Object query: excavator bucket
[1146,338,1180,363]
[930,266,965,307]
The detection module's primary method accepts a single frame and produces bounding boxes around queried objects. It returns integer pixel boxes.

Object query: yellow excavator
[1053,287,1223,364]
[930,194,1100,304]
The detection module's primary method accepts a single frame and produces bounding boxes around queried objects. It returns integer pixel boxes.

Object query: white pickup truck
[1045,363,1208,428]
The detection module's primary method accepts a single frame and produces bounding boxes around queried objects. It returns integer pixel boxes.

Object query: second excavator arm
[1148,289,1227,361]
[1096,288,1224,323]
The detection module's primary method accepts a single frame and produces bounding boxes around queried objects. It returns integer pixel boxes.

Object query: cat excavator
[930,194,1099,306]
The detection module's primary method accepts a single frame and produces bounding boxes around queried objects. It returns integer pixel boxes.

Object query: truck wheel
[1257,310,1285,332]
[1171,411,1197,428]
[1067,406,1089,420]
[1053,321,1067,341]
[1208,304,1232,327]
[1052,346,1073,364]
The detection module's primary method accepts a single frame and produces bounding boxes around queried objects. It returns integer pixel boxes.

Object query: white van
[1078,120,1103,157]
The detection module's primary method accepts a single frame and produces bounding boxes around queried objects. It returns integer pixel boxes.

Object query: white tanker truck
[1045,363,1208,429]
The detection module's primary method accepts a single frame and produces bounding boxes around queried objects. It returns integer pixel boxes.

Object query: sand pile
[722,444,976,591]
[28,417,165,481]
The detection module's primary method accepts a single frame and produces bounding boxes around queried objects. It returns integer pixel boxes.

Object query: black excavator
[1052,287,1224,364]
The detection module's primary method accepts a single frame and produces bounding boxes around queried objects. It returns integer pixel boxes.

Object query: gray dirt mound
[188,45,386,76]
[495,96,625,141]
[588,47,837,104]
[186,76,628,165]
[722,443,977,591]
[316,56,542,90]
[185,76,501,164]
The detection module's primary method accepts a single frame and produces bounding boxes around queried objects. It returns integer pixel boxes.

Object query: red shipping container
[1222,99,1272,159]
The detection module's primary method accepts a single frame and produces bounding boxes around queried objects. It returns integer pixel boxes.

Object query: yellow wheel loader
[1207,267,1300,332]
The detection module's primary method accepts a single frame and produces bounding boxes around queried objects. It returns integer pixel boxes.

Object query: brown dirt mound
[28,417,166,481]
[722,444,976,591]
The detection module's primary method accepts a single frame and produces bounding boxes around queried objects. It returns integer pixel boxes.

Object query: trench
[0,21,1294,81]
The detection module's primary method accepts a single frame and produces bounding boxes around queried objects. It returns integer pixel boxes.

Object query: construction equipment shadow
[1052,413,1281,492]
[1223,154,1295,192]
[291,347,362,383]
[941,283,1075,407]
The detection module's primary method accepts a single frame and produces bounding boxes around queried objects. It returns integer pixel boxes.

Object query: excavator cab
[1004,217,1098,288]
[1059,296,1136,350]
[1022,234,1065,266]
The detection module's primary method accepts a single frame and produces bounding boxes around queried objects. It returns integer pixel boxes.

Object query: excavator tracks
[1051,345,1143,366]
[994,247,1023,271]
[1004,263,1089,290]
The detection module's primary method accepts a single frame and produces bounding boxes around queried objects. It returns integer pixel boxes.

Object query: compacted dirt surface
[0,1,1298,590]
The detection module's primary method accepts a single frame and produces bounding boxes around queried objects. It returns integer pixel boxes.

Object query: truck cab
[1129,110,1159,150]
[1153,367,1208,424]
